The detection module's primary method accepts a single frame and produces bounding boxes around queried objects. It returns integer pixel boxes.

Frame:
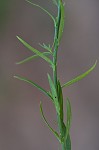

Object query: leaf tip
[25,0,29,3]
[90,59,97,71]
[16,35,21,42]
[13,75,17,79]
[47,73,49,77]
[15,62,19,65]
[95,59,98,66]
[16,35,19,39]
[13,75,21,81]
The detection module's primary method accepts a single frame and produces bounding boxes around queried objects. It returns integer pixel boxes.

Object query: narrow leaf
[58,0,65,43]
[40,102,61,142]
[62,60,97,88]
[14,75,51,99]
[25,0,56,25]
[64,98,72,142]
[16,36,55,70]
[47,74,60,115]
[66,98,72,130]
[16,52,51,65]
[57,80,63,121]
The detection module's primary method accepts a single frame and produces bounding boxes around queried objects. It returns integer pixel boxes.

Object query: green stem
[53,0,61,90]
[52,2,66,150]
[62,143,66,150]
[53,43,58,90]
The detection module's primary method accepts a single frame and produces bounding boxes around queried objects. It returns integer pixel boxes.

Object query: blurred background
[0,0,99,150]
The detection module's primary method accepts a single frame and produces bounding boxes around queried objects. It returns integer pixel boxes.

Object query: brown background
[0,0,99,150]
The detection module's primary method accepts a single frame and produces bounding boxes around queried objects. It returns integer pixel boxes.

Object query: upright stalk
[15,1,97,150]
[53,0,61,90]
[53,43,58,90]
[53,2,66,149]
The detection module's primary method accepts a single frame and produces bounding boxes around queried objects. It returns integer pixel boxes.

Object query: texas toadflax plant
[14,0,97,150]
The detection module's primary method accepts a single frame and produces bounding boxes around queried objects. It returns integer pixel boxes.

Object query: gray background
[0,0,99,150]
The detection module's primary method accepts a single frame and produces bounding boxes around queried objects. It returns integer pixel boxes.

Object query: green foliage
[62,60,97,88]
[16,52,51,65]
[14,75,51,99]
[64,98,72,143]
[66,98,72,131]
[15,0,97,150]
[65,134,71,150]
[47,74,60,115]
[40,102,61,142]
[39,43,52,54]
[57,80,63,121]
[58,0,65,43]
[16,36,55,70]
[25,0,56,25]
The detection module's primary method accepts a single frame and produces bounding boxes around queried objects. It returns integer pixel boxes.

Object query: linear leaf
[40,102,61,142]
[16,36,55,70]
[57,80,63,121]
[47,74,60,115]
[66,98,72,131]
[62,60,97,88]
[25,0,56,25]
[58,0,65,43]
[16,52,51,65]
[14,75,51,99]
[64,98,72,145]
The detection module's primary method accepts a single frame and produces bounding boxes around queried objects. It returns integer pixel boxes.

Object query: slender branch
[25,0,56,26]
